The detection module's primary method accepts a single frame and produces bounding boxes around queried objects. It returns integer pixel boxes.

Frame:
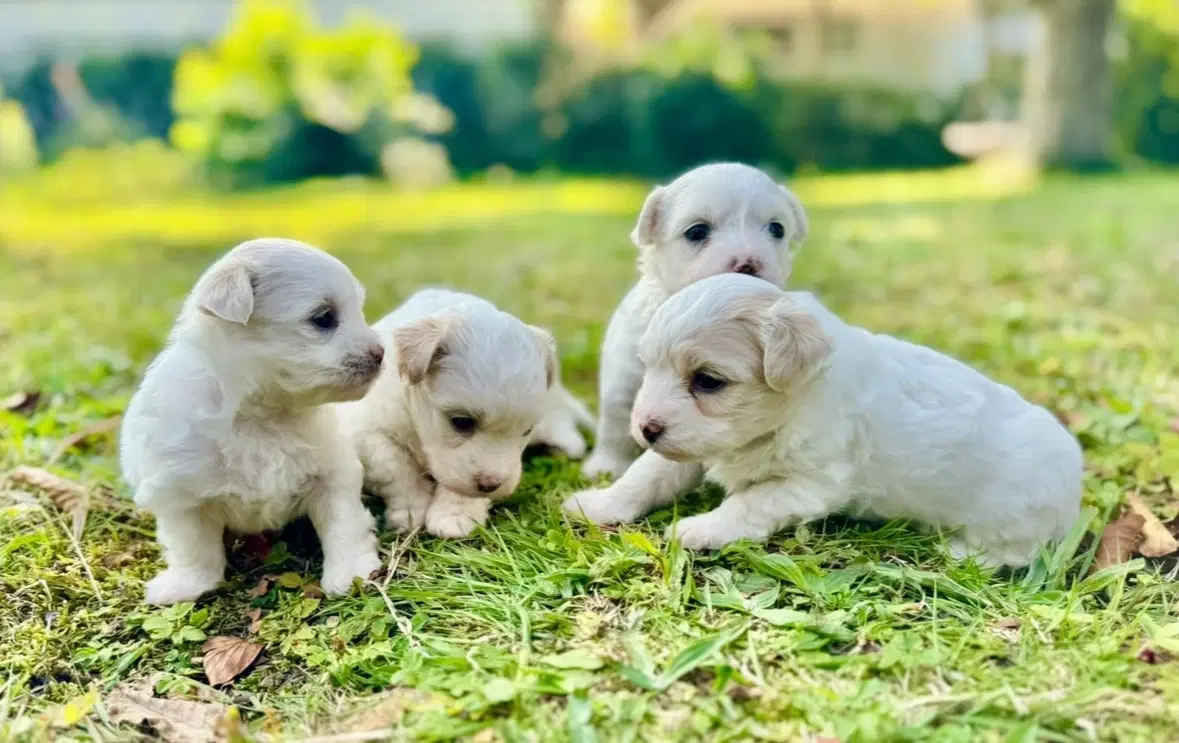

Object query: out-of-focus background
[0,0,1174,192]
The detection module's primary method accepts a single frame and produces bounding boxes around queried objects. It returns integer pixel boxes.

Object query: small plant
[139,603,212,646]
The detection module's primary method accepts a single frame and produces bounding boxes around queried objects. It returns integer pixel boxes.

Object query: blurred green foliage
[1118,0,1179,163]
[0,82,38,173]
[169,0,422,187]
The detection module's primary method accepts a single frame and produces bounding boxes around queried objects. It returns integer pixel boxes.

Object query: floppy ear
[393,316,453,385]
[761,297,831,392]
[195,259,254,324]
[529,325,558,389]
[780,184,809,245]
[630,185,666,248]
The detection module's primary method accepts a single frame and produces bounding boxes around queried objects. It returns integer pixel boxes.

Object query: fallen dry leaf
[49,415,122,465]
[106,680,228,743]
[473,728,502,743]
[302,583,326,599]
[1125,493,1179,558]
[995,617,1021,630]
[201,636,263,686]
[245,608,263,635]
[247,574,277,598]
[2,390,41,415]
[1091,511,1146,574]
[8,466,89,539]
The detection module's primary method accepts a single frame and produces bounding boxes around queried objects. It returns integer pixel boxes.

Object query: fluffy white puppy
[595,273,1083,567]
[121,238,386,605]
[338,289,557,539]
[568,162,807,520]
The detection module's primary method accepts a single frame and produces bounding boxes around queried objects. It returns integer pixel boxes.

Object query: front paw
[580,449,633,480]
[562,487,641,525]
[145,569,221,605]
[426,497,490,539]
[385,501,430,533]
[321,548,382,596]
[666,512,758,551]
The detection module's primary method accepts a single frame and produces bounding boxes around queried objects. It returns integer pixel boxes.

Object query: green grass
[2,165,1179,742]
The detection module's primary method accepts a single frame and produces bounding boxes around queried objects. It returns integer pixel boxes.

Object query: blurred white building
[0,0,537,72]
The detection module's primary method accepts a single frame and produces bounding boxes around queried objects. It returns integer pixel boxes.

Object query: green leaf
[277,572,304,589]
[752,608,812,627]
[617,664,659,692]
[481,678,517,704]
[177,626,207,644]
[567,692,598,743]
[538,650,604,671]
[141,616,173,637]
[659,623,747,690]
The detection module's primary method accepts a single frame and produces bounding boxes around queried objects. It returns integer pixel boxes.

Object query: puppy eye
[683,223,711,243]
[449,414,478,434]
[690,371,728,394]
[309,309,338,331]
[767,221,786,240]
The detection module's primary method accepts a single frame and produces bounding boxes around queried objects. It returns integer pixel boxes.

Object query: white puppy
[121,238,386,605]
[568,162,807,519]
[338,289,556,539]
[594,273,1083,567]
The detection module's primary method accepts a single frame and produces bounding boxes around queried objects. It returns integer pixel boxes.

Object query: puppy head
[393,305,555,499]
[632,163,807,294]
[631,274,831,461]
[189,238,384,404]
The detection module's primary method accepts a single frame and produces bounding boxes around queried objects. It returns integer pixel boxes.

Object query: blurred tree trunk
[1022,0,1117,169]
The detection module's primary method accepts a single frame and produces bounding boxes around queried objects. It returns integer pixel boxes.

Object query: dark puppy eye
[449,414,477,434]
[691,371,728,394]
[310,309,338,331]
[683,223,711,243]
[768,221,786,240]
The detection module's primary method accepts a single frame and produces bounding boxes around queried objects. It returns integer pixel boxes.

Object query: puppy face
[632,163,808,295]
[631,274,831,461]
[191,238,385,404]
[394,309,555,499]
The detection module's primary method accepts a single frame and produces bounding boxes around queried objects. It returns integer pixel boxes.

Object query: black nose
[641,421,664,444]
[475,475,502,493]
[732,260,759,276]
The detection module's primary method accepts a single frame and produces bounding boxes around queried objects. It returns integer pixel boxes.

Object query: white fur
[337,289,560,539]
[120,238,386,605]
[578,162,807,481]
[577,273,1083,568]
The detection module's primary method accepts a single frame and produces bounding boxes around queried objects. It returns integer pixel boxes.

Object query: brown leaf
[302,583,326,599]
[8,466,89,539]
[1125,493,1179,558]
[995,617,1021,630]
[1170,418,1179,434]
[726,685,763,702]
[105,680,228,743]
[201,636,263,686]
[247,575,276,598]
[2,390,41,415]
[1091,511,1145,574]
[245,609,263,635]
[49,415,122,465]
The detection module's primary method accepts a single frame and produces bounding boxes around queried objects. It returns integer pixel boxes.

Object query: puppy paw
[144,569,220,605]
[426,496,490,539]
[562,487,642,525]
[580,449,632,480]
[321,549,382,596]
[531,418,588,459]
[385,501,430,533]
[666,512,753,551]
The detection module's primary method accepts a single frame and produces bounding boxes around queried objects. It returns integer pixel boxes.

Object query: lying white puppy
[121,238,386,605]
[338,289,557,539]
[568,162,807,519]
[597,273,1083,567]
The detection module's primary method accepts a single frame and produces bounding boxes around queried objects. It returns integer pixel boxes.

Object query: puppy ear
[195,259,254,324]
[529,325,558,389]
[761,297,831,392]
[393,316,452,385]
[779,184,809,245]
[630,185,666,248]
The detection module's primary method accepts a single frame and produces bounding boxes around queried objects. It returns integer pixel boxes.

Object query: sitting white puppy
[568,162,807,520]
[338,289,557,539]
[601,273,1083,567]
[121,238,386,605]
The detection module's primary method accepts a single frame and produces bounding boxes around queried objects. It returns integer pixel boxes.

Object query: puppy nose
[475,474,502,494]
[731,258,760,277]
[640,421,664,444]
[368,344,385,365]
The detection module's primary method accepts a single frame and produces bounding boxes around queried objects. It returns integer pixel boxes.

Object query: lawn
[2,164,1178,742]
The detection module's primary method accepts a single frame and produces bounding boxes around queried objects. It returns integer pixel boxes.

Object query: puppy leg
[670,476,849,550]
[359,431,434,533]
[564,450,702,524]
[308,460,381,596]
[530,383,594,459]
[146,505,226,605]
[582,303,645,478]
[425,488,491,539]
